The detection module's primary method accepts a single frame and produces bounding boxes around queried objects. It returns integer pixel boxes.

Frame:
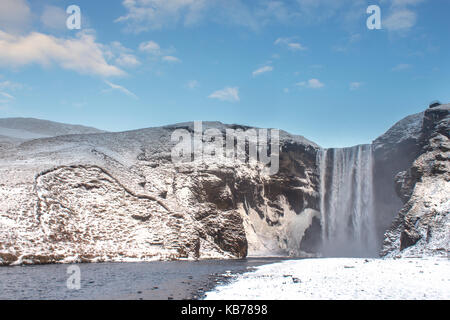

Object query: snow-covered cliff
[380,105,449,257]
[0,121,320,265]
[0,104,448,266]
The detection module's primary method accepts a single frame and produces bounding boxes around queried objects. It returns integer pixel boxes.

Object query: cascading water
[318,145,378,257]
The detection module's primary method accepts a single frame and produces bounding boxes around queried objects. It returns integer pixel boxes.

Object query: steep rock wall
[0,122,320,265]
[381,105,449,257]
[1,105,448,266]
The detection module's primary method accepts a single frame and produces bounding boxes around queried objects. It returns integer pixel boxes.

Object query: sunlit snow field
[204,258,450,300]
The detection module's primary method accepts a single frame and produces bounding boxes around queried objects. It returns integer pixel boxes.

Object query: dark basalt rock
[400,228,422,251]
[300,216,322,253]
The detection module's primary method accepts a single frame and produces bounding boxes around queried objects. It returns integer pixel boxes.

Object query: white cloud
[116,0,302,32]
[186,80,199,89]
[0,88,15,110]
[0,92,15,100]
[40,5,67,30]
[0,80,22,91]
[349,33,361,43]
[274,37,307,51]
[350,82,363,90]
[287,43,306,51]
[162,55,181,63]
[107,41,141,68]
[104,80,138,99]
[383,0,425,32]
[391,0,425,7]
[0,30,125,77]
[116,0,211,32]
[139,41,162,55]
[117,1,417,33]
[139,40,181,65]
[310,64,325,69]
[331,33,362,53]
[0,0,31,34]
[208,87,240,102]
[296,79,324,89]
[332,45,347,53]
[295,0,363,25]
[0,80,22,108]
[392,63,411,71]
[252,66,273,77]
[384,9,417,31]
[115,53,141,68]
[72,102,86,109]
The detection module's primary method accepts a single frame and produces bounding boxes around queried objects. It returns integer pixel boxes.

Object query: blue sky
[0,0,448,147]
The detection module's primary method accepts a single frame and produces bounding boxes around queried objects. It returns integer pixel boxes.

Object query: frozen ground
[204,258,450,300]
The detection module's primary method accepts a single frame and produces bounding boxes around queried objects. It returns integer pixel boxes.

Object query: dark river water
[0,258,287,300]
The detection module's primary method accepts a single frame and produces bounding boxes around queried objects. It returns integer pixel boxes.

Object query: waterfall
[318,145,378,257]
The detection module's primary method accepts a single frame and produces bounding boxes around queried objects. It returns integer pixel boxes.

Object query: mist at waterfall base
[317,145,379,258]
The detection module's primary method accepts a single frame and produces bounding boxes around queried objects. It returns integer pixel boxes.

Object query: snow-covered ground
[204,258,450,300]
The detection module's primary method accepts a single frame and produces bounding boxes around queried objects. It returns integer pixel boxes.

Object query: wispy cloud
[392,64,412,71]
[106,41,141,68]
[296,79,325,89]
[116,0,210,32]
[139,41,162,55]
[0,88,16,110]
[384,0,426,33]
[208,87,240,102]
[252,66,273,77]
[115,53,141,68]
[332,33,362,53]
[115,0,299,32]
[332,45,348,53]
[115,0,370,32]
[138,41,180,64]
[0,30,125,77]
[0,92,15,100]
[162,56,182,63]
[384,9,417,31]
[350,82,363,90]
[274,37,307,51]
[104,81,138,99]
[0,80,22,91]
[186,80,199,89]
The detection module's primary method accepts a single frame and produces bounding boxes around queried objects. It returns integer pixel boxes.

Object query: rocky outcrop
[372,111,426,246]
[0,121,320,265]
[380,105,449,257]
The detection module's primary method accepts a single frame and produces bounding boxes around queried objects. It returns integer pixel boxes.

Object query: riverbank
[204,257,450,300]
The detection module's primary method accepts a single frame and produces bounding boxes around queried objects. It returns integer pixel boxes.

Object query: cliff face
[380,105,449,257]
[372,112,426,245]
[0,105,448,266]
[0,122,320,265]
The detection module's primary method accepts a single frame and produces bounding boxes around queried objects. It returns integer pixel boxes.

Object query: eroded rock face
[372,111,426,247]
[0,122,320,265]
[381,105,450,257]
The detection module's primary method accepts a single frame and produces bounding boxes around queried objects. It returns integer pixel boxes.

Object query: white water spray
[318,145,378,257]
